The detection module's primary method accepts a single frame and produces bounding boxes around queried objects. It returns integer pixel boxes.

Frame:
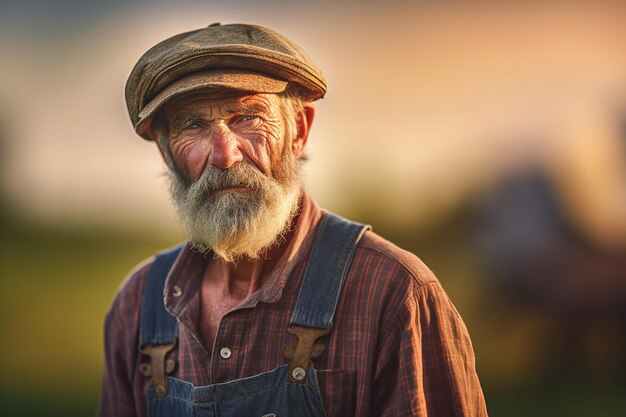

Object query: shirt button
[292,366,306,381]
[172,286,182,297]
[220,347,232,359]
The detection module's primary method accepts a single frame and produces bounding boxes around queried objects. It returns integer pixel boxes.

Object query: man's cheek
[173,141,210,182]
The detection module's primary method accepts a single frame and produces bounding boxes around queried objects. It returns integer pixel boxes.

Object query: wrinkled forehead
[163,89,280,119]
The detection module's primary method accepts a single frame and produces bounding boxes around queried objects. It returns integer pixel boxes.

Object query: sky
[1,0,625,233]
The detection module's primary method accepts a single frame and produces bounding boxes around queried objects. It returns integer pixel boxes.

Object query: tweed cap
[125,23,327,140]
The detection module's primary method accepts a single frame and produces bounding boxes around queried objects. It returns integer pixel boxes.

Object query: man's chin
[185,196,299,263]
[211,186,254,197]
[189,231,277,263]
[170,160,302,263]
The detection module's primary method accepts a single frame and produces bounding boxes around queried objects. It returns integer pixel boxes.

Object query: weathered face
[163,92,295,184]
[157,91,312,262]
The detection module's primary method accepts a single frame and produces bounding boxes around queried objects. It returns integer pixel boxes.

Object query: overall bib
[139,213,369,417]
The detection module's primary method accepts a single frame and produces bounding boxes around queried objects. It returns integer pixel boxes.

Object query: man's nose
[208,124,243,169]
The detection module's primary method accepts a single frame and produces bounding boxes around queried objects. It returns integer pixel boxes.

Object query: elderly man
[99,23,487,417]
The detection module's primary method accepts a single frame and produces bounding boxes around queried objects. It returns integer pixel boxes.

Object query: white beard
[168,158,301,263]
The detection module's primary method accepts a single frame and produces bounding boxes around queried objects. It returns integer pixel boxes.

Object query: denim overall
[139,213,369,417]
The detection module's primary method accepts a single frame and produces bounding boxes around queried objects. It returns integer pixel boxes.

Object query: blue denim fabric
[140,244,184,347]
[148,365,326,417]
[289,214,369,329]
[141,214,369,417]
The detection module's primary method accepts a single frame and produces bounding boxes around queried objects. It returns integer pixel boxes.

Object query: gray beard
[168,159,301,263]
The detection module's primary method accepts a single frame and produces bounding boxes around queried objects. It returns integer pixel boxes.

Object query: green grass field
[1,213,624,416]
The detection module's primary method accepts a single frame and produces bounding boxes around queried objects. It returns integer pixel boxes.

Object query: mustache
[189,163,272,196]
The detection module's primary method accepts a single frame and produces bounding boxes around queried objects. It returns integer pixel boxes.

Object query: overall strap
[139,243,184,397]
[140,244,183,347]
[284,213,370,382]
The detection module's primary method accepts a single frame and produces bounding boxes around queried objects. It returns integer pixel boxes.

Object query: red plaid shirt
[99,195,487,416]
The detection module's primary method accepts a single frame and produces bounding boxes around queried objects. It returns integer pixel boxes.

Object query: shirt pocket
[316,369,357,417]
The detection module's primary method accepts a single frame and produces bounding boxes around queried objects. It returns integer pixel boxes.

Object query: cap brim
[135,70,288,139]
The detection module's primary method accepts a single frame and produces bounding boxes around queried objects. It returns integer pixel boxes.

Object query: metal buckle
[139,343,176,397]
[283,326,329,383]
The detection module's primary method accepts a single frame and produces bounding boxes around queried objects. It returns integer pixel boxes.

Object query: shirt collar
[163,192,323,317]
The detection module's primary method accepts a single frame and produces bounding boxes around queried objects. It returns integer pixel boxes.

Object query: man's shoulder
[353,229,438,287]
[341,228,445,332]
[111,243,186,301]
[105,254,156,322]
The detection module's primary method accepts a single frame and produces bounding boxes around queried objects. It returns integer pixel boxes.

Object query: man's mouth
[211,186,253,196]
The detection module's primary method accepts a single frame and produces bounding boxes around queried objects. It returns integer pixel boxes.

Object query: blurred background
[1,0,625,416]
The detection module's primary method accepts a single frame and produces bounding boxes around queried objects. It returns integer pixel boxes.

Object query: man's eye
[186,122,202,130]
[234,115,259,124]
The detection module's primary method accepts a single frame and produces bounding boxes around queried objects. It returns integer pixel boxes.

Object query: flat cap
[125,23,327,140]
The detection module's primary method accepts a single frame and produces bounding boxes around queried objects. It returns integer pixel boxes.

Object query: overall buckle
[139,343,176,397]
[283,326,329,383]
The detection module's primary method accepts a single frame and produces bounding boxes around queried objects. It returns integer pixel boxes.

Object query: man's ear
[292,103,315,159]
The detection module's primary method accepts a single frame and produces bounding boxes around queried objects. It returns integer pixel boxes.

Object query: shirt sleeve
[98,264,150,417]
[373,280,488,416]
[98,308,138,417]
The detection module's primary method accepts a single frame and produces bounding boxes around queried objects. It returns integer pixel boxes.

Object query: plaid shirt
[99,195,487,417]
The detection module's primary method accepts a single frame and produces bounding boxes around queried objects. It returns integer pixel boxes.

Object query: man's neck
[201,191,305,300]
[198,221,297,351]
[203,230,292,301]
